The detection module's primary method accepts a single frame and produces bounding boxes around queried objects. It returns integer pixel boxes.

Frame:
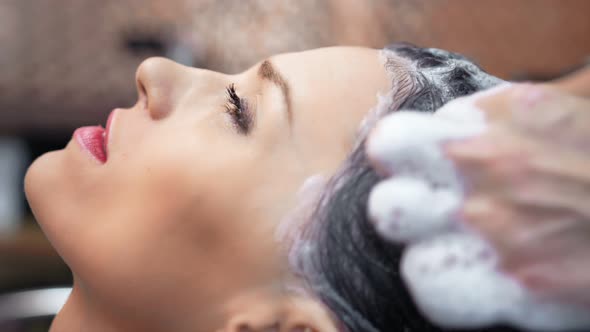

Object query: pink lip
[73,109,118,164]
[74,126,106,163]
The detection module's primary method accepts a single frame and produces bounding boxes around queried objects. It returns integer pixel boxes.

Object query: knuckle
[463,196,497,223]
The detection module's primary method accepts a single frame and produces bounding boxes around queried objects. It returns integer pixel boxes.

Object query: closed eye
[224,84,253,135]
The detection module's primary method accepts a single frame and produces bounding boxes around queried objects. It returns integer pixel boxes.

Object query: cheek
[69,141,266,293]
[72,170,282,311]
[66,169,212,309]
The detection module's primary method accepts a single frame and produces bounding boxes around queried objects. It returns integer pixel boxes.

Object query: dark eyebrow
[258,60,292,124]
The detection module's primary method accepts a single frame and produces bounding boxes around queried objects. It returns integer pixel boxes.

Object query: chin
[25,150,59,207]
[25,148,86,265]
[25,137,84,211]
[24,149,72,232]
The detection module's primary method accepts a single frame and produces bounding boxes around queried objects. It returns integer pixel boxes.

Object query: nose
[135,57,193,119]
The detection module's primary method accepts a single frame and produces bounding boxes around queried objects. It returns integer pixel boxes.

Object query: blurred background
[0,0,589,330]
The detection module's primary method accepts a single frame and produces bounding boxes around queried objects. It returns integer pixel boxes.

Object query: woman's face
[25,47,390,324]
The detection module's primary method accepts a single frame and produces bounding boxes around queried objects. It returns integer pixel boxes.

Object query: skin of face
[24,47,390,331]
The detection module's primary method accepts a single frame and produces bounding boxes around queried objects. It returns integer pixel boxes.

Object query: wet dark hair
[298,43,516,332]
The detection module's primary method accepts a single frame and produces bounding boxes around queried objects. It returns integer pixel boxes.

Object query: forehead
[271,47,388,84]
[270,47,392,172]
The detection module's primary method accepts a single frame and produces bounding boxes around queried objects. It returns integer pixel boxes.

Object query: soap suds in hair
[367,84,590,331]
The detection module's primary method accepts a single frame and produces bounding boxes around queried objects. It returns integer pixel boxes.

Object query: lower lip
[74,126,106,164]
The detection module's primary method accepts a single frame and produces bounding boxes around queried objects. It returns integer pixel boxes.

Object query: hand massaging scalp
[367,84,590,331]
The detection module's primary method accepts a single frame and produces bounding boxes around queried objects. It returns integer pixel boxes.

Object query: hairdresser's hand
[446,82,590,306]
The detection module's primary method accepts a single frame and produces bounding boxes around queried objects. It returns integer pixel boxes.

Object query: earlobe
[224,302,280,332]
[222,287,282,332]
[222,289,337,332]
[282,296,338,332]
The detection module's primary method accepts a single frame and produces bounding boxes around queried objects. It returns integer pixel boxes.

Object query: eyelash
[224,84,252,134]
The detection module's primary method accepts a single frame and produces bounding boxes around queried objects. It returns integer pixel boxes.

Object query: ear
[281,295,339,332]
[222,288,338,332]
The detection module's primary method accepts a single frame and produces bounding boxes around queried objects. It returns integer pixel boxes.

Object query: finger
[546,66,590,98]
[463,83,586,128]
[460,196,576,267]
[500,216,583,272]
[368,177,460,243]
[444,127,533,196]
[507,89,590,150]
[460,196,525,253]
[433,82,520,126]
[445,81,589,137]
[447,122,590,216]
[513,253,590,308]
[469,84,590,148]
[511,223,590,268]
[508,146,590,216]
[442,83,536,124]
[366,111,483,188]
